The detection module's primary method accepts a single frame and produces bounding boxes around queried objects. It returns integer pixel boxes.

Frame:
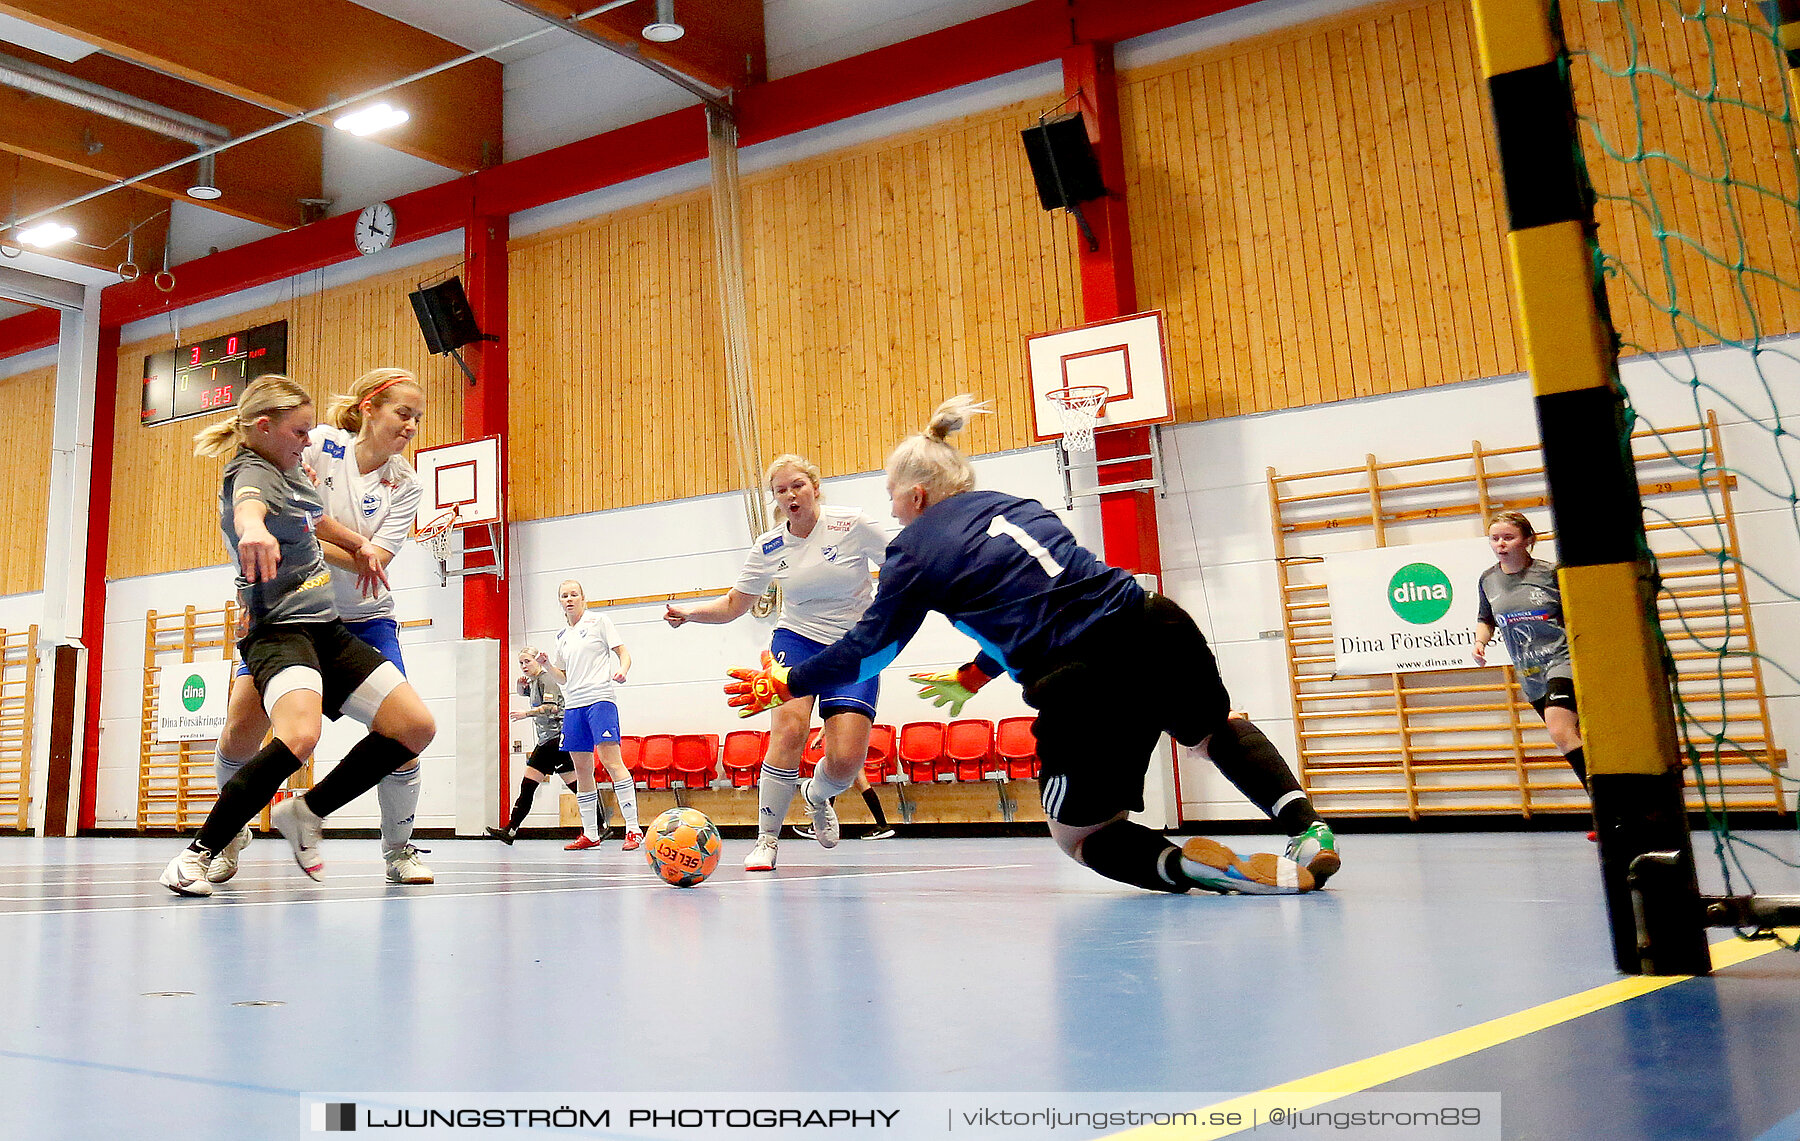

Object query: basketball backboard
[1027,311,1174,440]
[413,435,502,529]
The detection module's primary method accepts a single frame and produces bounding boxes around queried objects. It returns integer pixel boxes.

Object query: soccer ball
[644,807,723,887]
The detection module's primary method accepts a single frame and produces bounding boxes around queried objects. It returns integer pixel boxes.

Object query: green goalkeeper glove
[908,661,995,717]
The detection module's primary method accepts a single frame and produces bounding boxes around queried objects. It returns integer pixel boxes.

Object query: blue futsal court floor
[1,831,1796,1140]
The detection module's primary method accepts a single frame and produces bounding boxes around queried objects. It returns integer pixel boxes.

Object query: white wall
[1155,337,1800,819]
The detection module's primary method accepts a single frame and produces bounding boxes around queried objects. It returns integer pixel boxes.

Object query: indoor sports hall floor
[1,831,1796,1140]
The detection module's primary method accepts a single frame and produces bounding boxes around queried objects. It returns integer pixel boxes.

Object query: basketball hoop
[413,506,460,570]
[1047,385,1109,454]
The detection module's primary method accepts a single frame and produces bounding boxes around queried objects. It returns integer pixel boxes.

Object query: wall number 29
[987,515,1064,577]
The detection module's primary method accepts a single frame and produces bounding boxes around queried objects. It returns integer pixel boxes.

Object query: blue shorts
[561,701,622,753]
[237,616,405,678]
[771,628,879,719]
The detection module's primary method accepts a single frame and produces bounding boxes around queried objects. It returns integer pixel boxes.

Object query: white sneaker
[270,796,325,881]
[160,845,214,896]
[384,844,434,884]
[799,778,839,848]
[744,835,779,871]
[205,826,253,883]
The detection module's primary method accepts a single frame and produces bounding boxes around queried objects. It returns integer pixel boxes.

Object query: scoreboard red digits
[140,320,288,427]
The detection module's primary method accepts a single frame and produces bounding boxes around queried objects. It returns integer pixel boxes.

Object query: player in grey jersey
[1473,511,1590,830]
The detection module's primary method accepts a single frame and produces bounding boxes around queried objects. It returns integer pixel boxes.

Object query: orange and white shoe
[621,830,643,852]
[565,834,602,851]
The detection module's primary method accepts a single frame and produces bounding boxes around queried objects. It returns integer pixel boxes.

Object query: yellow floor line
[1113,930,1798,1140]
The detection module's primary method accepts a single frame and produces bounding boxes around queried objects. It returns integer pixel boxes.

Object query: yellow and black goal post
[1468,0,1710,975]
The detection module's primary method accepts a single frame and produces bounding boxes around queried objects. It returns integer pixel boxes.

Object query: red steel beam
[0,306,59,358]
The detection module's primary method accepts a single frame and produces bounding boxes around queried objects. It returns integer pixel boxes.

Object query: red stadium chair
[946,719,999,782]
[618,736,644,785]
[864,724,898,784]
[721,731,767,788]
[638,734,675,790]
[898,721,946,784]
[671,734,721,789]
[800,726,826,779]
[996,716,1039,780]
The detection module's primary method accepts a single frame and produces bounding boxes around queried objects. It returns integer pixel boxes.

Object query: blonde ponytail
[325,367,420,434]
[885,394,989,502]
[193,374,312,459]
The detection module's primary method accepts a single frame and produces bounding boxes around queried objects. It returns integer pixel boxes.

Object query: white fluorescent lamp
[18,221,77,248]
[333,102,410,137]
[643,0,684,42]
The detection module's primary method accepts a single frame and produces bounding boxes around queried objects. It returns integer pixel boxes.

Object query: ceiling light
[643,0,684,42]
[187,152,221,200]
[18,221,77,248]
[333,102,410,137]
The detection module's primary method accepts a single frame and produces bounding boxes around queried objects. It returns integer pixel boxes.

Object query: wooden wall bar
[105,258,465,580]
[0,364,53,596]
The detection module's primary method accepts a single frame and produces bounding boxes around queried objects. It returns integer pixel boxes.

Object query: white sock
[808,768,854,804]
[612,779,639,831]
[577,789,601,839]
[215,748,243,791]
[377,763,422,853]
[758,763,800,840]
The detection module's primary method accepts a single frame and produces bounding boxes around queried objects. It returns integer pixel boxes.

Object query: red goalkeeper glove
[724,650,793,718]
[908,660,995,717]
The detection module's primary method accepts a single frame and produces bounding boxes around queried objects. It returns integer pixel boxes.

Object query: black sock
[1207,719,1320,833]
[509,779,539,829]
[303,732,418,818]
[1566,746,1588,789]
[197,738,303,852]
[861,787,887,826]
[1078,819,1189,894]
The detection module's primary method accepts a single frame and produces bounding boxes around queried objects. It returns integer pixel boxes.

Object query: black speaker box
[1020,113,1106,211]
[409,276,484,355]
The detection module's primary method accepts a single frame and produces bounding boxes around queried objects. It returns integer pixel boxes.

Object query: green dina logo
[181,675,206,712]
[1388,562,1453,624]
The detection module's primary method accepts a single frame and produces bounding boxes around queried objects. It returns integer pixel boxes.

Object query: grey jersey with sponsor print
[220,447,335,627]
[1476,558,1572,702]
[523,672,566,744]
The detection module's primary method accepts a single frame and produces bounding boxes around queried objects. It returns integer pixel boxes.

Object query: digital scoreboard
[141,320,289,427]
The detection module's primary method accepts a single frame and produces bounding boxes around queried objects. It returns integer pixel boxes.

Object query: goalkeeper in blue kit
[726,395,1338,895]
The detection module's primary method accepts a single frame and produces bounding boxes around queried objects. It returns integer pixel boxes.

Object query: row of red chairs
[595,719,1040,790]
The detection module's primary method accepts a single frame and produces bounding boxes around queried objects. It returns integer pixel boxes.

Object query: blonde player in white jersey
[209,368,433,886]
[536,581,643,851]
[665,454,889,871]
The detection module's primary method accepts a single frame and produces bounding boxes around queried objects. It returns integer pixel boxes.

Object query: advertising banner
[1323,538,1515,675]
[155,659,231,742]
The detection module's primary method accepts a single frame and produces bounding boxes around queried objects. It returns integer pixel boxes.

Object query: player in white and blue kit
[666,454,888,870]
[538,581,642,851]
[727,396,1337,895]
[208,368,433,885]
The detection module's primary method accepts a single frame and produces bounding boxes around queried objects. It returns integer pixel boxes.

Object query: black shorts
[528,736,575,777]
[239,619,397,723]
[1021,593,1232,828]
[1529,675,1578,720]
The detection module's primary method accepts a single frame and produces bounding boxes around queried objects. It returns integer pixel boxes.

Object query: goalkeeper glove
[908,661,995,717]
[724,650,793,718]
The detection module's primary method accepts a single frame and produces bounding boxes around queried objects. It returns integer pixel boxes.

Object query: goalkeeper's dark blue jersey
[785,489,1144,696]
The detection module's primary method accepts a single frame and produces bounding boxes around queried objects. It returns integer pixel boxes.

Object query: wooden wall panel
[0,364,53,596]
[506,102,1083,523]
[105,257,464,580]
[1121,0,1800,422]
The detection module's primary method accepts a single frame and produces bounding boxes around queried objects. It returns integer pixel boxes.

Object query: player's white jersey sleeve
[368,469,422,555]
[733,524,787,600]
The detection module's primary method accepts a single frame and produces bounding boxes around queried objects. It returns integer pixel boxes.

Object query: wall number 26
[987,515,1064,577]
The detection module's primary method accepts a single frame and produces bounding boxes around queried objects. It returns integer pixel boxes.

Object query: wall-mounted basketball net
[1027,311,1175,510]
[411,435,504,586]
